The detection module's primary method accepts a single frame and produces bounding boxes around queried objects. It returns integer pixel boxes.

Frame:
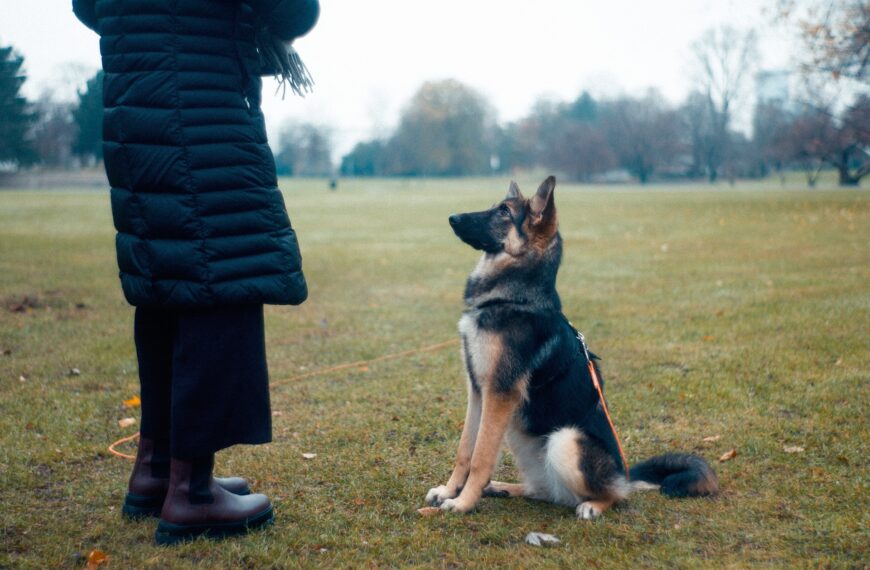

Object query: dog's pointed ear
[530,176,556,221]
[506,181,524,200]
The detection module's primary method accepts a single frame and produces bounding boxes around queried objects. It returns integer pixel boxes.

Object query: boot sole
[122,493,163,519]
[154,505,274,545]
[123,486,252,520]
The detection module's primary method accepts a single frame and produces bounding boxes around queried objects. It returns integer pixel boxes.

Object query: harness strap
[570,321,630,480]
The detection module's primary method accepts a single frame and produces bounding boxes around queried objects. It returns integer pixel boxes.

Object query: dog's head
[448,176,558,256]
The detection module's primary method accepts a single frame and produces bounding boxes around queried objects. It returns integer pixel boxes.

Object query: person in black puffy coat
[72,0,318,544]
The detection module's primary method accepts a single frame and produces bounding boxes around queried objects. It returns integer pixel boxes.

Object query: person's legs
[135,305,175,446]
[122,307,176,518]
[169,304,272,457]
[156,304,274,543]
[124,306,254,520]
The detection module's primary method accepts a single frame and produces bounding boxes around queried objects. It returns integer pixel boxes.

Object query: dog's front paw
[425,485,455,506]
[439,497,474,514]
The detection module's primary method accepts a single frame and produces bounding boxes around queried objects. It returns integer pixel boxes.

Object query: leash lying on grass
[108,338,461,460]
[109,332,625,464]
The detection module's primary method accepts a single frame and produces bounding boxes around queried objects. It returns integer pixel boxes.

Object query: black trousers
[134,305,272,458]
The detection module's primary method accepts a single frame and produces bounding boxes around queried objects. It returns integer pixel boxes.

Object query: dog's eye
[499,204,511,217]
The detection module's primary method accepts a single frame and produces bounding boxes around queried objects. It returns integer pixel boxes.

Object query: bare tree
[31,90,77,168]
[498,95,616,181]
[274,121,333,176]
[679,91,713,179]
[775,0,870,82]
[507,98,564,171]
[691,26,759,182]
[765,96,870,187]
[548,121,615,182]
[600,91,681,184]
[752,99,795,181]
[785,107,835,186]
[827,94,870,185]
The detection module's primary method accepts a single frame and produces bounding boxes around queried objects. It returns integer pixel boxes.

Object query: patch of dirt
[4,291,90,315]
[0,524,28,554]
[5,295,44,313]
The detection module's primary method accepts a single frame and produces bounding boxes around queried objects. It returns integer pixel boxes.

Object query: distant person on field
[72,0,318,544]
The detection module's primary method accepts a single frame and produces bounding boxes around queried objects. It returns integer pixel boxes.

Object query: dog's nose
[448,214,460,227]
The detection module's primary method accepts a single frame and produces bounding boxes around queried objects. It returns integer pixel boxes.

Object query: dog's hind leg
[575,498,617,520]
[426,384,482,506]
[544,427,628,519]
[483,481,525,498]
[439,388,522,513]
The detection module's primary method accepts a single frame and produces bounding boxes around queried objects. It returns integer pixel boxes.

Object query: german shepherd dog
[426,176,718,519]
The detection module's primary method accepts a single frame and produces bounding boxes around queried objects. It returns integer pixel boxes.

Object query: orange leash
[271,339,458,388]
[570,322,630,479]
[107,338,459,459]
[587,359,630,479]
[108,431,139,460]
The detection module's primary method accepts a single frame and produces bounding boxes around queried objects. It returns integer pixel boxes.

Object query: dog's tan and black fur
[426,176,719,519]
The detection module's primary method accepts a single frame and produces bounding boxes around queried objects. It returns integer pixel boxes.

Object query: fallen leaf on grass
[86,550,108,569]
[703,335,716,342]
[118,417,136,428]
[123,395,141,409]
[417,507,441,517]
[783,445,805,453]
[301,453,317,460]
[718,448,737,462]
[353,498,366,506]
[702,435,721,442]
[525,532,561,547]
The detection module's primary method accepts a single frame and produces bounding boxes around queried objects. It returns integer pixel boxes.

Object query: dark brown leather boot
[123,437,252,519]
[155,455,273,545]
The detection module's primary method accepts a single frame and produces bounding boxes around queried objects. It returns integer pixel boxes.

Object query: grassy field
[0,178,868,568]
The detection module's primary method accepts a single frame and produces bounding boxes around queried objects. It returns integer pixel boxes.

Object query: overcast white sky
[1,0,797,156]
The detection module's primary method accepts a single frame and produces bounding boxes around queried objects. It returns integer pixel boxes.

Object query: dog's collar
[560,314,598,362]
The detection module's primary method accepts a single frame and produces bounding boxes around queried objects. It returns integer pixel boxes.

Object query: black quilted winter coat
[72,0,318,307]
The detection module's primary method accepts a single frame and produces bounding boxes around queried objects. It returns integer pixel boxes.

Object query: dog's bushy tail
[629,453,719,498]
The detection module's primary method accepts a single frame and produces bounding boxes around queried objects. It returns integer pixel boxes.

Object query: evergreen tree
[0,45,36,166]
[72,71,104,162]
[568,91,598,122]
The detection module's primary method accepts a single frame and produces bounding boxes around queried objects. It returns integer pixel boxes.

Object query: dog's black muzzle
[448,212,503,253]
